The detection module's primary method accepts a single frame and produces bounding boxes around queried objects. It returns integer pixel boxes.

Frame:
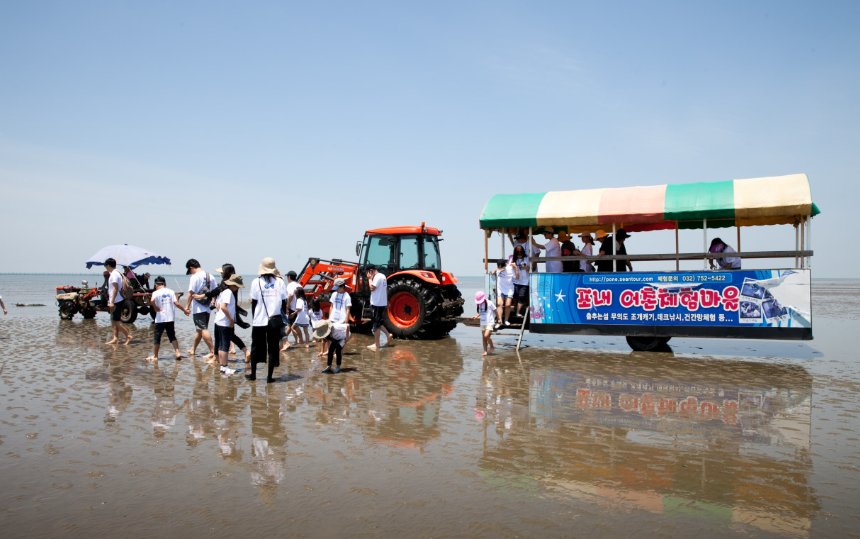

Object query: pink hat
[475,291,488,305]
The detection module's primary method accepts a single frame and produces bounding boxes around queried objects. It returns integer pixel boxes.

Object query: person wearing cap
[509,229,540,271]
[209,264,252,365]
[214,274,245,376]
[510,244,530,319]
[615,229,633,272]
[532,228,563,273]
[248,258,288,383]
[558,231,583,273]
[145,276,190,361]
[595,230,614,272]
[366,265,392,351]
[578,232,595,273]
[471,291,496,356]
[184,259,217,359]
[328,278,352,325]
[709,238,741,270]
[283,270,303,350]
[104,257,132,345]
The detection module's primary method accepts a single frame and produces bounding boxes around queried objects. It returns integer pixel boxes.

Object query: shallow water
[1,275,859,538]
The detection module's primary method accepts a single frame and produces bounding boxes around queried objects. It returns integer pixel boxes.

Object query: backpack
[120,274,135,301]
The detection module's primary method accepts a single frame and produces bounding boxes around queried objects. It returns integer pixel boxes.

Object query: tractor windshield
[398,235,421,270]
[423,235,441,270]
[364,235,397,273]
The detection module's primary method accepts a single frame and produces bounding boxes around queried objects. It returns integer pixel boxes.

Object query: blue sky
[1,1,856,276]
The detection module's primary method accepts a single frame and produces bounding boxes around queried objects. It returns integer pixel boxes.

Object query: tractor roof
[366,226,441,236]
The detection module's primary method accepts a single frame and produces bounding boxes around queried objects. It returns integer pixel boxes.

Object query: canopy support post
[807,216,813,269]
[703,219,708,270]
[612,223,616,273]
[675,223,679,271]
[736,225,741,254]
[484,230,489,274]
[529,227,533,273]
[800,216,806,269]
[795,220,800,269]
[501,230,505,261]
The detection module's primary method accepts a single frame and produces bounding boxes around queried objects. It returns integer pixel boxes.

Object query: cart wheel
[120,301,138,324]
[626,336,671,352]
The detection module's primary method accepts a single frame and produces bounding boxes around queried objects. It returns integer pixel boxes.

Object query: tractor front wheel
[58,302,74,320]
[384,281,428,338]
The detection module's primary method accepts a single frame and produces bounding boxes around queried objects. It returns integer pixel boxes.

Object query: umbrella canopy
[479,174,820,232]
[85,244,172,270]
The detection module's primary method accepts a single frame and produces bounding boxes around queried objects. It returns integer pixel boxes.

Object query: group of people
[101,256,395,384]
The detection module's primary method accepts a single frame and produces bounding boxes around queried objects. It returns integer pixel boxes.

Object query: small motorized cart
[56,244,181,323]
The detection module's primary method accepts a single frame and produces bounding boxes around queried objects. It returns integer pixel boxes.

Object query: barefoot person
[146,276,190,361]
[283,271,302,350]
[247,258,288,383]
[185,259,216,359]
[214,275,244,376]
[0,291,6,315]
[209,264,252,365]
[104,258,132,345]
[472,291,495,356]
[315,320,350,374]
[366,265,391,351]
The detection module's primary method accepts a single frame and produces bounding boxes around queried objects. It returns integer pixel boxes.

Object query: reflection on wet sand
[5,306,854,538]
[477,350,817,537]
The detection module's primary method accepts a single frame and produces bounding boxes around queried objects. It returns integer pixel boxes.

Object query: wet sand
[1,276,859,538]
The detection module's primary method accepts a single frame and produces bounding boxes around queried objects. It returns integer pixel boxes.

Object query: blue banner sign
[529,269,811,331]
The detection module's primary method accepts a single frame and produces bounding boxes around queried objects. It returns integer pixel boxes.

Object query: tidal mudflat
[1,275,859,538]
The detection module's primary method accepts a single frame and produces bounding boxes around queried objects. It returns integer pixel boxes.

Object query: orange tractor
[297,224,464,338]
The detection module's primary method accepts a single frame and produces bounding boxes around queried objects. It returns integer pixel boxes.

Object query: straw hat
[557,231,571,242]
[313,320,332,340]
[595,230,609,240]
[224,275,245,288]
[257,257,279,276]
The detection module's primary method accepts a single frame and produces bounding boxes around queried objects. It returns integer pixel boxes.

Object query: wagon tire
[120,301,138,324]
[626,336,671,352]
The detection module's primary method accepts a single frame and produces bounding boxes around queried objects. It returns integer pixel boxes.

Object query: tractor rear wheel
[120,301,138,324]
[385,280,428,338]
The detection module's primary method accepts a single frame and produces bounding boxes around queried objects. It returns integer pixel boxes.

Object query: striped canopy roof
[479,174,820,232]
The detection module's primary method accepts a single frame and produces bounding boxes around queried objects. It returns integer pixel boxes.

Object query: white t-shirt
[151,288,177,323]
[189,271,216,314]
[717,245,742,270]
[310,309,324,324]
[370,273,387,307]
[515,240,539,258]
[108,269,124,304]
[580,244,594,273]
[249,276,287,327]
[331,323,349,346]
[329,291,352,324]
[496,265,515,296]
[512,257,529,286]
[478,301,496,327]
[286,281,300,310]
[294,298,309,325]
[214,289,235,327]
[544,238,562,273]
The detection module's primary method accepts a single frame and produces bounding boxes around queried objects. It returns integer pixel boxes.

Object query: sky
[1,1,857,277]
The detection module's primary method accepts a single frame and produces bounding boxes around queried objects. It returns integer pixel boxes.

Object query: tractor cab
[356,225,442,277]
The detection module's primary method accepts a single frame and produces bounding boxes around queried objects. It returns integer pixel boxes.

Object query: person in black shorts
[146,276,190,361]
[366,266,391,351]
